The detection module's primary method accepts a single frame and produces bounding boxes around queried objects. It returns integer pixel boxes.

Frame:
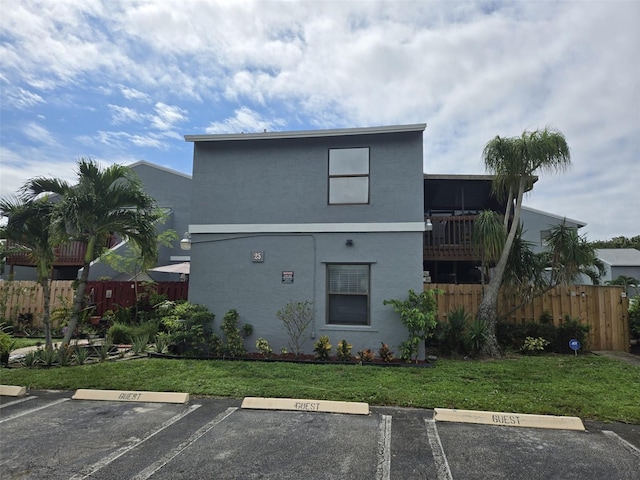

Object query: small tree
[384,289,438,362]
[276,300,314,356]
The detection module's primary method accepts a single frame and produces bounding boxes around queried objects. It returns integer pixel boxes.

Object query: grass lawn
[1,354,638,424]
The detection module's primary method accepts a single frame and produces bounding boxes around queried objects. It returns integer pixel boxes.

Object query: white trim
[189,222,427,234]
[185,123,426,143]
[170,255,191,261]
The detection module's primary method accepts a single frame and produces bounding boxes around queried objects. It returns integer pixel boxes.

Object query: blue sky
[1,0,638,241]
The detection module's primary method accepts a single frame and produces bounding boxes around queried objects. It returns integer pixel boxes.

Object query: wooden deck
[424,215,480,261]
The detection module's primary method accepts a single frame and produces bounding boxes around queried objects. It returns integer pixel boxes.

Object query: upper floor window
[328,148,369,204]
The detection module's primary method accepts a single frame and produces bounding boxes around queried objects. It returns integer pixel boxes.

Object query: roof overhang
[185,123,426,143]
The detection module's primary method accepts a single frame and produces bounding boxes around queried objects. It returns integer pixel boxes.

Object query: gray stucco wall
[191,131,424,225]
[188,128,426,354]
[188,231,423,355]
[519,207,584,254]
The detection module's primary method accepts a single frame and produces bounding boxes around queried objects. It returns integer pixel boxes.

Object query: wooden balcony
[6,236,119,268]
[424,215,480,261]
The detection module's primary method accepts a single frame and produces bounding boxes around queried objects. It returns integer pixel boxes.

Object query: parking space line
[425,419,453,480]
[131,407,238,480]
[375,414,392,480]
[69,404,202,480]
[0,396,37,409]
[602,431,640,457]
[0,398,69,424]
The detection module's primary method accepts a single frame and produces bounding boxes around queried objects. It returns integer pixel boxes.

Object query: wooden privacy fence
[424,284,630,352]
[0,280,189,329]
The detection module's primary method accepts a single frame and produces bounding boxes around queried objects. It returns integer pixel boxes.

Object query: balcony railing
[5,236,119,267]
[424,215,480,261]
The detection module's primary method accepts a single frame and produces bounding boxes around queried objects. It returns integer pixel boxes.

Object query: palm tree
[472,210,505,287]
[0,196,57,348]
[22,158,160,346]
[544,220,604,286]
[477,127,571,357]
[502,224,547,302]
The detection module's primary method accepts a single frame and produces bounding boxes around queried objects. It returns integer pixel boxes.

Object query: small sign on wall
[282,271,294,284]
[251,251,264,262]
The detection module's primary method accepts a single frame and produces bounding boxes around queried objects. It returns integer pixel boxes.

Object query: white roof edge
[521,205,587,228]
[128,160,192,180]
[184,123,427,143]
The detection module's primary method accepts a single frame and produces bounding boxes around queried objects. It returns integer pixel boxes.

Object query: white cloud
[108,104,145,124]
[120,86,151,102]
[205,107,286,134]
[2,87,46,109]
[150,103,188,131]
[22,122,58,146]
[0,1,637,241]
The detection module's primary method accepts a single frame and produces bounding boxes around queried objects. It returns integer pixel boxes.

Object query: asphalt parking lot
[1,389,639,480]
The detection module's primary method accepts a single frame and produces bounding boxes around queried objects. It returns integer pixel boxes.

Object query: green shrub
[539,311,554,324]
[221,309,246,357]
[208,334,223,356]
[629,296,640,340]
[356,349,376,363]
[438,306,471,354]
[521,336,550,354]
[464,320,489,357]
[556,315,589,354]
[108,321,158,344]
[160,302,215,356]
[313,335,332,360]
[255,338,272,358]
[73,345,89,365]
[108,322,134,344]
[132,334,150,354]
[378,342,394,362]
[384,289,439,361]
[153,333,170,354]
[336,339,352,361]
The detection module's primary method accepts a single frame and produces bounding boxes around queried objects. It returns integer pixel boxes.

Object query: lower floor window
[327,264,370,325]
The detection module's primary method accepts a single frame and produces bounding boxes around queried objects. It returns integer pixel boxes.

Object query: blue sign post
[569,338,581,356]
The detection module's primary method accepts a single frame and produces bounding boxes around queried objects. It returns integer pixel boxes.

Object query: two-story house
[184,124,427,354]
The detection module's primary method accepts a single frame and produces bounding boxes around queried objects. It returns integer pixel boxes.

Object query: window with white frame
[327,264,370,325]
[328,148,369,204]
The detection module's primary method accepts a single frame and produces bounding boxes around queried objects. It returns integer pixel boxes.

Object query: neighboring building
[87,161,192,282]
[3,161,192,282]
[519,206,586,254]
[185,124,427,354]
[595,248,640,286]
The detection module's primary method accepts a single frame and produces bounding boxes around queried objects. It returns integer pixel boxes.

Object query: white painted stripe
[131,407,238,480]
[0,396,37,409]
[69,404,202,480]
[190,222,427,234]
[425,419,453,480]
[0,398,69,424]
[375,414,392,480]
[602,430,640,457]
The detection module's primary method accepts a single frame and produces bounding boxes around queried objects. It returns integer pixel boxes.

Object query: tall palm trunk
[61,235,96,346]
[477,178,526,356]
[40,278,53,348]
